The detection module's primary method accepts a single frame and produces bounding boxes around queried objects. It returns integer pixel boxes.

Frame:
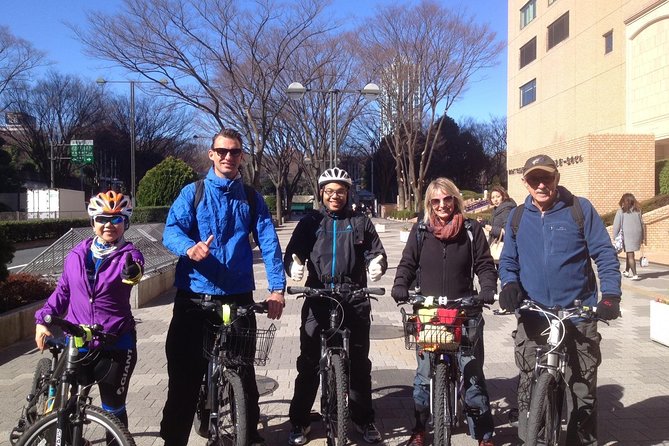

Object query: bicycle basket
[203,321,277,366]
[402,309,480,354]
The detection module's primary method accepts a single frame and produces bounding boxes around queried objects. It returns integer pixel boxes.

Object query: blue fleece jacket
[499,186,621,308]
[163,168,285,295]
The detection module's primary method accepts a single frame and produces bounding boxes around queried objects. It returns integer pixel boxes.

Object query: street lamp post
[96,78,167,205]
[286,81,380,168]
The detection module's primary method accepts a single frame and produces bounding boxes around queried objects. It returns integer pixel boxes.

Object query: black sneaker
[354,422,382,443]
[287,425,310,445]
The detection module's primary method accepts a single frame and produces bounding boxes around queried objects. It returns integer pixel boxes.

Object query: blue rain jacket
[163,168,285,295]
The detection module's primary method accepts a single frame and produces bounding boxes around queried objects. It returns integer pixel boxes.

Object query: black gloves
[391,286,409,304]
[597,295,621,320]
[499,282,524,312]
[121,253,142,285]
[477,289,496,304]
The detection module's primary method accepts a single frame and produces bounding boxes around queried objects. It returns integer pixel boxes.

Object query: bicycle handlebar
[43,314,108,341]
[519,299,605,323]
[287,285,385,300]
[401,293,486,308]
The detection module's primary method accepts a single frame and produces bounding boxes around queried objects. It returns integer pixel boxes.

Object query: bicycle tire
[10,358,54,444]
[194,374,210,438]
[323,353,349,446]
[216,370,247,446]
[433,362,453,446]
[526,372,562,446]
[16,404,136,446]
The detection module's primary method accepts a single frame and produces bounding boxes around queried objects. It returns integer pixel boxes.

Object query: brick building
[506,0,669,215]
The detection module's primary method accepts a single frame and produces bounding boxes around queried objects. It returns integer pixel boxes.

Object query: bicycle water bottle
[46,384,57,412]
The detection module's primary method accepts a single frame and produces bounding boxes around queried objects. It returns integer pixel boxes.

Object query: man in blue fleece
[498,154,621,445]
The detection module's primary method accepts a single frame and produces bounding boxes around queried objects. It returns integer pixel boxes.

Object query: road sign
[70,139,94,164]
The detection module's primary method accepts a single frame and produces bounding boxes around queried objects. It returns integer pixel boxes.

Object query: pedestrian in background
[484,185,516,245]
[613,193,645,280]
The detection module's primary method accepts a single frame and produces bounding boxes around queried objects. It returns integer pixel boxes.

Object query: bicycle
[10,337,66,444]
[15,314,136,446]
[193,299,277,446]
[286,284,385,446]
[400,293,486,446]
[520,299,606,446]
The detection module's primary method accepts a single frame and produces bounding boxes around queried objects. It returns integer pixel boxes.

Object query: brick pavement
[2,217,669,446]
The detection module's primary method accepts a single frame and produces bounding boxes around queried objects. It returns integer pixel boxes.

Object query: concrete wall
[0,266,176,350]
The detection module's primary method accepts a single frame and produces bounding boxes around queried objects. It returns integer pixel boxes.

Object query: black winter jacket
[284,208,387,288]
[489,199,517,242]
[393,218,497,299]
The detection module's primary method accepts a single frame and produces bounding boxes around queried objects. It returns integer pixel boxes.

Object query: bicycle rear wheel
[323,353,349,446]
[526,372,562,446]
[216,370,247,446]
[433,362,453,446]
[16,404,135,446]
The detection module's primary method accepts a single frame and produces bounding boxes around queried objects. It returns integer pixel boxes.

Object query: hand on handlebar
[391,285,409,304]
[499,282,524,312]
[35,323,52,351]
[266,291,285,320]
[477,289,496,305]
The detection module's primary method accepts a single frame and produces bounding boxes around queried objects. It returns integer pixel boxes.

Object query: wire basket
[402,309,480,354]
[203,321,277,366]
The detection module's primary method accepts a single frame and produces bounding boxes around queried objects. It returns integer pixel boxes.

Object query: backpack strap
[414,222,428,293]
[511,204,525,237]
[464,219,475,283]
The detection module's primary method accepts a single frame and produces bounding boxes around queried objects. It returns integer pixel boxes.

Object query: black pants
[514,314,601,445]
[288,296,374,428]
[79,334,137,427]
[160,290,260,446]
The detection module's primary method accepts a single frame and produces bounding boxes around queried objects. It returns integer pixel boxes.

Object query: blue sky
[2,0,508,122]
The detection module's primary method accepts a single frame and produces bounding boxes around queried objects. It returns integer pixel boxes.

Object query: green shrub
[0,225,15,282]
[0,273,56,314]
[388,209,417,220]
[461,190,483,201]
[136,156,198,207]
[657,160,669,195]
[132,206,171,224]
[264,195,277,214]
[0,219,90,243]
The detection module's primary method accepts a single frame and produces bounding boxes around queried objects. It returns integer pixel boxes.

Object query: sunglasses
[524,174,555,187]
[211,147,243,158]
[430,196,454,207]
[94,215,125,225]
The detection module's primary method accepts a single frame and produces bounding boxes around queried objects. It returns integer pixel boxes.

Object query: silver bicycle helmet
[318,167,353,188]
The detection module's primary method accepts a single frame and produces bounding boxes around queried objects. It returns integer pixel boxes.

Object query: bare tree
[0,72,105,186]
[0,26,46,112]
[460,115,507,187]
[75,0,334,187]
[357,0,504,211]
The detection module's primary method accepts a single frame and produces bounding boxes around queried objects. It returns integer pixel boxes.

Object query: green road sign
[70,139,94,164]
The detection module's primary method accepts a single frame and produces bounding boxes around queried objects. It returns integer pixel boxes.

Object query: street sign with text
[70,139,94,164]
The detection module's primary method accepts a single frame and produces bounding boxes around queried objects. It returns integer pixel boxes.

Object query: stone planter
[650,299,669,347]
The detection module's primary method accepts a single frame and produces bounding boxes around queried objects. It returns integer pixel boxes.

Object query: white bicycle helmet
[87,191,133,218]
[318,167,353,188]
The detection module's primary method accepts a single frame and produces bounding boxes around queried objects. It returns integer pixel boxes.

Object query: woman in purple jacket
[34,190,144,428]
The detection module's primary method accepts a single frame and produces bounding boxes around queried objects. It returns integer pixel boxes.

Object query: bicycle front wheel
[526,372,562,446]
[433,362,454,446]
[216,370,247,446]
[323,353,349,446]
[16,404,135,446]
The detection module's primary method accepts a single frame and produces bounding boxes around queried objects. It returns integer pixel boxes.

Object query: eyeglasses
[323,188,347,198]
[211,147,243,158]
[94,215,125,225]
[524,174,555,187]
[430,196,454,207]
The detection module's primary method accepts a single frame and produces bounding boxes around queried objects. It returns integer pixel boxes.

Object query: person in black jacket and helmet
[284,167,387,445]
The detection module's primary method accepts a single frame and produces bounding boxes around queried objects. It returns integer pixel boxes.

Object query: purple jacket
[35,238,144,337]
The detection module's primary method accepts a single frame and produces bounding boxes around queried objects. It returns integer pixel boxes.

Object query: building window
[547,12,569,49]
[604,30,613,54]
[520,79,536,107]
[520,0,537,29]
[520,37,537,68]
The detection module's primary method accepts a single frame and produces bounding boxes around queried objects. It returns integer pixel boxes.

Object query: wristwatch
[270,289,285,295]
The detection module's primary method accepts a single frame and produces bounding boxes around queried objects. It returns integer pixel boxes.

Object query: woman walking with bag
[484,186,516,262]
[613,193,644,280]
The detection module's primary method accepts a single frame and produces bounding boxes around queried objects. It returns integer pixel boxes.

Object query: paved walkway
[2,217,669,446]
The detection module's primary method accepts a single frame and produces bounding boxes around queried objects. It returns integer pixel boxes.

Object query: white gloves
[367,254,384,282]
[289,253,305,282]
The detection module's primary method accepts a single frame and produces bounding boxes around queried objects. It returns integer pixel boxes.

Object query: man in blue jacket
[498,154,621,445]
[160,128,286,446]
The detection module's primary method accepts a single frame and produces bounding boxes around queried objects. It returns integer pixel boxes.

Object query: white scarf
[90,236,126,260]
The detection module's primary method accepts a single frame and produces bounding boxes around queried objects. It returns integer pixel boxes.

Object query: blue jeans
[412,315,494,440]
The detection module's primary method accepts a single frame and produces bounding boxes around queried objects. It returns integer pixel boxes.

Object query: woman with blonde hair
[613,193,644,280]
[391,177,497,446]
